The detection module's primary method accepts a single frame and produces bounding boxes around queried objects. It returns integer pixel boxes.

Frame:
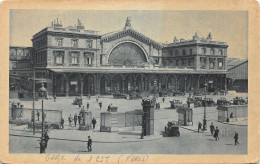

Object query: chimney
[180,38,185,42]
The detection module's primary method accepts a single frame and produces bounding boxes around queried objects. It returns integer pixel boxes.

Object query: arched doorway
[136,74,146,92]
[69,74,81,96]
[207,76,217,92]
[217,76,225,90]
[177,75,185,92]
[83,74,95,96]
[186,76,195,92]
[159,75,167,91]
[112,74,123,94]
[167,75,177,91]
[55,74,66,96]
[148,74,159,93]
[100,74,111,95]
[124,74,135,93]
[198,75,206,89]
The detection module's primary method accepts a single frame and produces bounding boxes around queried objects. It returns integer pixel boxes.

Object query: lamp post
[203,83,207,131]
[38,83,47,153]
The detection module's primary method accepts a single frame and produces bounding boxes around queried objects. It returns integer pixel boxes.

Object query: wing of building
[10,17,229,97]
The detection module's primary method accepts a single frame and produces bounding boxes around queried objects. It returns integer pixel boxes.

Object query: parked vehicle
[18,90,24,98]
[233,97,247,105]
[170,100,182,109]
[217,97,231,106]
[194,96,203,107]
[10,83,15,91]
[202,98,216,107]
[165,121,180,136]
[173,91,185,96]
[73,97,82,105]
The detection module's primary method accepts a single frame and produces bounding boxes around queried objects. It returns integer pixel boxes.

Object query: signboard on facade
[70,81,78,85]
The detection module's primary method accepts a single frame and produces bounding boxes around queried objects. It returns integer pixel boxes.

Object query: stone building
[10,17,229,97]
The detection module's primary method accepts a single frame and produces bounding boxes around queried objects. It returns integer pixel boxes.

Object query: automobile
[202,98,216,107]
[73,97,82,105]
[233,97,247,105]
[170,100,182,109]
[173,91,185,96]
[165,121,180,136]
[18,90,24,98]
[194,96,203,107]
[113,94,127,99]
[9,83,15,91]
[217,97,231,106]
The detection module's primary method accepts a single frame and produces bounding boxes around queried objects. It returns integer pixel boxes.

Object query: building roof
[227,58,248,70]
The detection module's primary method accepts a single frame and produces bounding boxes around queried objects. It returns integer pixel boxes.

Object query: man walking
[78,114,81,125]
[44,131,50,149]
[162,97,165,103]
[74,113,78,127]
[214,127,220,141]
[60,117,64,129]
[36,111,40,121]
[87,102,90,110]
[87,136,92,152]
[92,117,97,129]
[198,121,202,133]
[68,114,72,126]
[210,122,215,136]
[99,101,102,110]
[234,131,239,145]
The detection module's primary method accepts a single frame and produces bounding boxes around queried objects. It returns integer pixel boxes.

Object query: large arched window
[108,42,147,66]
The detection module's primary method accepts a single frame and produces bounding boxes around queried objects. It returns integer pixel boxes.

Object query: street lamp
[203,83,207,131]
[38,83,47,153]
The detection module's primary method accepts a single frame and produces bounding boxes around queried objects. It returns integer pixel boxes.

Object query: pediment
[101,29,162,49]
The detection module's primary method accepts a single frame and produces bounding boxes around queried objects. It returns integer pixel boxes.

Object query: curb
[9,133,162,144]
[180,126,207,133]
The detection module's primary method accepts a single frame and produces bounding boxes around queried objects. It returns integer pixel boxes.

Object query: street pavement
[9,91,248,154]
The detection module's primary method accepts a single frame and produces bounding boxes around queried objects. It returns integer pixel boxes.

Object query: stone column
[184,77,187,93]
[65,76,69,97]
[215,58,218,69]
[80,79,83,97]
[122,78,125,93]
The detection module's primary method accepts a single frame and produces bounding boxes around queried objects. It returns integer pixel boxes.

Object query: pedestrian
[60,117,64,129]
[87,136,92,152]
[234,131,239,145]
[88,94,91,100]
[107,104,111,112]
[53,94,56,102]
[43,112,46,122]
[210,122,215,136]
[68,114,72,126]
[198,121,202,133]
[230,113,234,118]
[96,96,99,103]
[36,111,40,121]
[74,113,78,127]
[99,101,102,110]
[214,127,220,141]
[157,102,160,109]
[87,102,90,110]
[92,117,97,129]
[162,97,165,103]
[44,131,50,149]
[78,114,81,125]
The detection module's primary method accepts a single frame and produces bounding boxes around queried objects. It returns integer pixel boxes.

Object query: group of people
[198,122,239,145]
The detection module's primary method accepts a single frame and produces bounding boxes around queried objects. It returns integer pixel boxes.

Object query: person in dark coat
[87,136,92,152]
[74,114,78,127]
[234,131,239,145]
[162,97,165,103]
[44,131,50,149]
[87,102,90,110]
[92,117,97,129]
[214,127,220,140]
[107,104,111,112]
[78,114,81,125]
[210,122,215,136]
[36,111,40,121]
[68,114,72,126]
[99,101,102,110]
[157,102,160,109]
[198,121,202,133]
[60,118,64,129]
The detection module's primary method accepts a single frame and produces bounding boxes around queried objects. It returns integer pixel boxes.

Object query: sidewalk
[9,125,162,143]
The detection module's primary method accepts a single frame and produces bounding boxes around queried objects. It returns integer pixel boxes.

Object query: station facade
[11,17,229,97]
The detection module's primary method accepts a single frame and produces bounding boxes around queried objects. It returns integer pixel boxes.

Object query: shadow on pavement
[118,132,140,136]
[78,150,89,153]
[206,138,215,141]
[225,144,233,146]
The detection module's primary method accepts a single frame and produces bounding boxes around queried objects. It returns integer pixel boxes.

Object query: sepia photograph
[8,10,250,155]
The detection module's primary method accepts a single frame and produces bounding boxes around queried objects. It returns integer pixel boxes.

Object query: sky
[10,10,248,59]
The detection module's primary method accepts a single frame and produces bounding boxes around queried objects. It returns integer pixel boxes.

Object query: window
[200,57,207,69]
[190,49,192,55]
[219,49,223,55]
[86,57,93,65]
[55,51,64,64]
[188,58,194,66]
[169,60,172,65]
[218,58,223,69]
[210,49,215,55]
[86,40,93,48]
[182,49,186,55]
[182,59,186,66]
[176,59,179,66]
[56,38,63,47]
[72,39,78,48]
[175,50,179,56]
[202,48,207,55]
[100,55,103,65]
[209,58,215,69]
[84,52,94,65]
[71,56,78,64]
[155,58,159,65]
